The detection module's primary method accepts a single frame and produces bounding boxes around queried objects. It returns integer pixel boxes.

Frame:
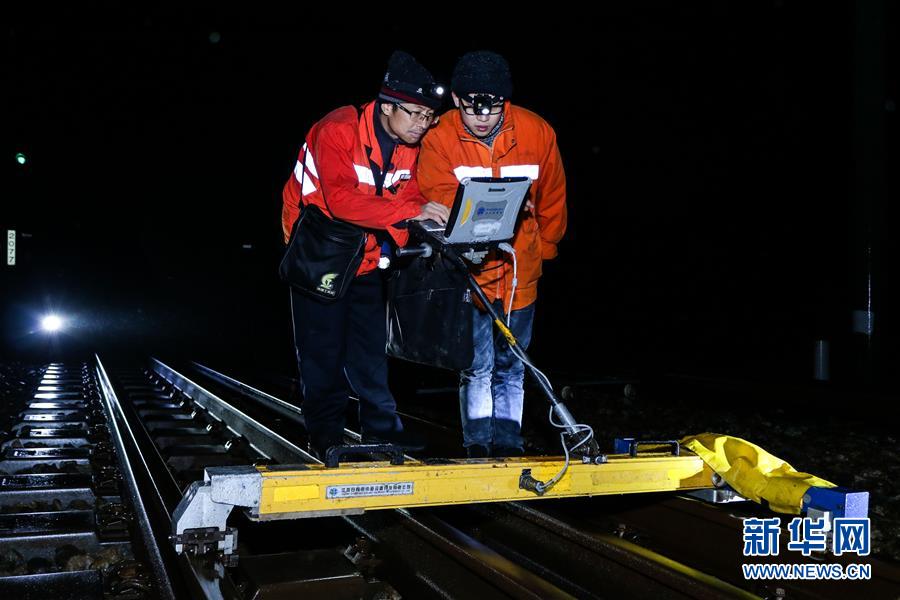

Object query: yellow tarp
[681,433,836,514]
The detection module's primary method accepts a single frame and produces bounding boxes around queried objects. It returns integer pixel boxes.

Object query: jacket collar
[359,100,418,170]
[451,101,517,157]
[359,101,384,168]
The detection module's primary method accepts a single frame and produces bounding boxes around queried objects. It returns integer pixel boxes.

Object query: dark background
[2,4,896,400]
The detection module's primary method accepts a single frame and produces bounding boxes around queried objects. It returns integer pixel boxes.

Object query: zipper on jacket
[458,123,515,307]
[459,124,514,154]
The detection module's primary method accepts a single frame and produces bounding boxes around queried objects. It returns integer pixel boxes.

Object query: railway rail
[3,358,898,599]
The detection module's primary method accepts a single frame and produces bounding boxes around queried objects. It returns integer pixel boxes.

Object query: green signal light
[15,153,27,165]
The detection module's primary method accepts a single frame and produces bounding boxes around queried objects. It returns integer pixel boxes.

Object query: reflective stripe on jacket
[417,103,567,311]
[282,101,426,275]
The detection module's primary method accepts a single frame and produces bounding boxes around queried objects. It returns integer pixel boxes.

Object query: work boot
[308,435,344,462]
[361,429,427,452]
[306,442,324,461]
[466,444,490,458]
[491,446,524,458]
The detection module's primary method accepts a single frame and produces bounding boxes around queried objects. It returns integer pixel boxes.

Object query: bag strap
[297,108,369,239]
[300,141,341,225]
[297,142,308,212]
[301,104,364,215]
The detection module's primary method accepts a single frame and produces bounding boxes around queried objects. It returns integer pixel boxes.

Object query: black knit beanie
[451,51,513,100]
[378,51,444,109]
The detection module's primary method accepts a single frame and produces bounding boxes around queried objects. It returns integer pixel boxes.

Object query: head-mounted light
[470,94,504,115]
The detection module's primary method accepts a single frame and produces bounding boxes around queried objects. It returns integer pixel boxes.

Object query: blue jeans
[459,301,535,450]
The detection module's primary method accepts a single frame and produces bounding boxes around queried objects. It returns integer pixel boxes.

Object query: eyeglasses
[393,103,436,124]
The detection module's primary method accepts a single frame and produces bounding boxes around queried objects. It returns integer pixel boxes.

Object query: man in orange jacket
[283,51,449,459]
[417,51,567,458]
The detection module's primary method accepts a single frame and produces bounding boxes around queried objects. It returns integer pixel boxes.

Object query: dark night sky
[2,4,896,392]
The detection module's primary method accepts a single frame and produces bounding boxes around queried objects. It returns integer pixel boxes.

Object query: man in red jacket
[282,51,449,459]
[418,51,567,458]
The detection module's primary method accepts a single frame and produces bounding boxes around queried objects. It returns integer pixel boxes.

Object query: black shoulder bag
[278,145,366,301]
[386,253,474,371]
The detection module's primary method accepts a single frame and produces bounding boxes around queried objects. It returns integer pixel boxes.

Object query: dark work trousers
[290,271,402,451]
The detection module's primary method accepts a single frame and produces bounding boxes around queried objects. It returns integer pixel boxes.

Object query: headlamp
[471,94,504,116]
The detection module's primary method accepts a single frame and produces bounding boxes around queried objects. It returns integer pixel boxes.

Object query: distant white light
[41,315,64,332]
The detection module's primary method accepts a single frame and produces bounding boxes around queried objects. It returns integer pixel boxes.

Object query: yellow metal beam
[253,453,716,519]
